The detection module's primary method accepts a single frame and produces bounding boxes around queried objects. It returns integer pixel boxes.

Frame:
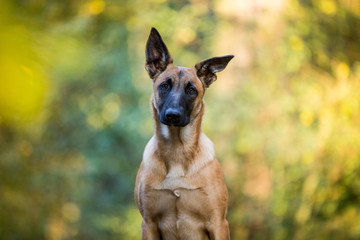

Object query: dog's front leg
[207,219,230,240]
[141,219,161,240]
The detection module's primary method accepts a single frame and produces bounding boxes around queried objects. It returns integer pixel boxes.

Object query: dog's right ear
[145,28,173,79]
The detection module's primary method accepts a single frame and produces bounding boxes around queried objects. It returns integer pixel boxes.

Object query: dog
[135,27,234,240]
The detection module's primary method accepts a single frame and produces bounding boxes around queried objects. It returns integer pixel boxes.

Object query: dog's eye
[161,83,169,90]
[186,86,197,94]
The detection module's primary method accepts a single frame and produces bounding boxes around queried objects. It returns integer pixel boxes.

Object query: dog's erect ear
[195,55,234,88]
[145,28,173,79]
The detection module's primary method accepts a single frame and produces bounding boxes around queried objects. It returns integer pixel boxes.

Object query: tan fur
[135,64,230,239]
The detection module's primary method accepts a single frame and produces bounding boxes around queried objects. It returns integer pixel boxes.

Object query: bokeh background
[1,0,360,239]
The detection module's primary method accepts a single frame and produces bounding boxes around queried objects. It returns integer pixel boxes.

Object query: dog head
[145,28,233,127]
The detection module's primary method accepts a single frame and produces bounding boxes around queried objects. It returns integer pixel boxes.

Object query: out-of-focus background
[1,0,360,239]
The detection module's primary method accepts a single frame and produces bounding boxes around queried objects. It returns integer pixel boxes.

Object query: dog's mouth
[159,118,190,127]
[161,121,189,127]
[159,113,190,127]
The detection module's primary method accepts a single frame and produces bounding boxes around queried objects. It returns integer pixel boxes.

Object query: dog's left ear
[195,55,234,88]
[145,27,173,79]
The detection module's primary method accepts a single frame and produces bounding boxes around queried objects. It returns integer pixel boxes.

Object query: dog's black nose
[165,109,181,124]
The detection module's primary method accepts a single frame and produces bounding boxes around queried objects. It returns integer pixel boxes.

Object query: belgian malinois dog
[135,27,234,240]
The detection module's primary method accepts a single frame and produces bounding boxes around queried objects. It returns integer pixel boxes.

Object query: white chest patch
[156,164,196,191]
[160,123,170,139]
[167,164,185,178]
[156,176,197,191]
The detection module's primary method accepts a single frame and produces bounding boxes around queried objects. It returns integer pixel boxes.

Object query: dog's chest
[145,186,211,222]
[142,186,212,239]
[154,164,198,191]
[144,165,211,220]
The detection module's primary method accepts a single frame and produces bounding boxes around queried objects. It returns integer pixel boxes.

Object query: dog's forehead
[155,65,203,89]
[175,66,193,78]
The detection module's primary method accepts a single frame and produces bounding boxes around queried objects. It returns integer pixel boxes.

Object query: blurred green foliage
[1,0,360,239]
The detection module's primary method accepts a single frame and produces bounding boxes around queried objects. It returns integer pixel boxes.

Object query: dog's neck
[152,100,207,170]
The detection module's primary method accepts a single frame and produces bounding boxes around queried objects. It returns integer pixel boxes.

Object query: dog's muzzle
[160,108,189,127]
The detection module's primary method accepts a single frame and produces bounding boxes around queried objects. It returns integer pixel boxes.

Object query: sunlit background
[1,0,360,239]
